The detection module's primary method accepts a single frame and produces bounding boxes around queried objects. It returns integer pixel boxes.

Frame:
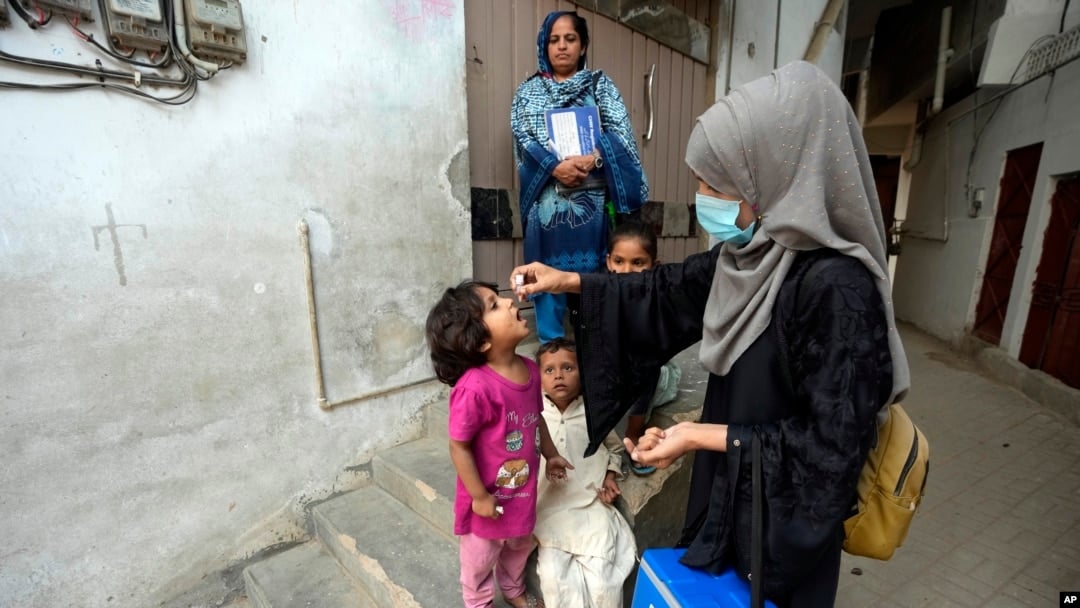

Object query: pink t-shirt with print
[448,357,543,539]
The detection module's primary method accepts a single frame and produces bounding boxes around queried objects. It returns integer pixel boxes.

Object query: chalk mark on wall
[388,0,454,42]
[92,204,147,286]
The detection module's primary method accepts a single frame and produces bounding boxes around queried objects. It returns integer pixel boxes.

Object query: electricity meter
[101,0,168,53]
[185,0,247,64]
[24,0,92,21]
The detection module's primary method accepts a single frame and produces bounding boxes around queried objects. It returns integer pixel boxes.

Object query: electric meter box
[28,0,93,21]
[101,0,168,53]
[185,0,247,64]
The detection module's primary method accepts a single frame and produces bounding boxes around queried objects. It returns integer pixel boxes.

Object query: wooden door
[465,0,715,289]
[1020,175,1080,388]
[971,143,1043,345]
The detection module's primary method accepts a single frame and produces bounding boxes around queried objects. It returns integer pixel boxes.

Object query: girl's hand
[508,263,581,301]
[472,493,501,519]
[598,473,621,505]
[552,159,588,186]
[544,454,574,482]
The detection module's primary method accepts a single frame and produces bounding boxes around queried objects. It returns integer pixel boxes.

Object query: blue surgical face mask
[695,192,756,245]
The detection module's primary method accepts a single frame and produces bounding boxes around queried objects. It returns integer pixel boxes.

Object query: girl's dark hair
[534,337,576,363]
[609,220,658,261]
[425,280,496,386]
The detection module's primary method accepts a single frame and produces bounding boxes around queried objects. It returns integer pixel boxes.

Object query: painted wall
[716,0,845,95]
[0,1,468,607]
[893,57,1080,349]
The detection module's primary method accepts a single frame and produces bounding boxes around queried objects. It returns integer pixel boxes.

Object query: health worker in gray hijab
[510,60,910,606]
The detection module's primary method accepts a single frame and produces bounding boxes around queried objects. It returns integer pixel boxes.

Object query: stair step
[373,437,457,539]
[425,399,449,441]
[313,486,461,608]
[243,541,376,608]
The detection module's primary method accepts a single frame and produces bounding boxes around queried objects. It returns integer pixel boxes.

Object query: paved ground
[835,324,1080,607]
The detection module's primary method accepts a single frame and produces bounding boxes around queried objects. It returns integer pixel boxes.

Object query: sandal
[506,592,544,608]
[630,462,656,476]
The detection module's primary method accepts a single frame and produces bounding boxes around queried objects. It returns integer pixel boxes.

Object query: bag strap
[751,430,763,608]
[589,71,605,125]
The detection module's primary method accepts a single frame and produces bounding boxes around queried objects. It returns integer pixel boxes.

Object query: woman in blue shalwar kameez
[510,10,648,343]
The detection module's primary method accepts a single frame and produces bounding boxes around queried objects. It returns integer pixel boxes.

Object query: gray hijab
[686,60,910,406]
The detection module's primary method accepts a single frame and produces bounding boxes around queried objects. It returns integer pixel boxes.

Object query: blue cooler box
[631,548,778,608]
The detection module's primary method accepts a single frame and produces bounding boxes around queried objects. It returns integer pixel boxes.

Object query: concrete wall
[0,2,468,607]
[715,0,845,96]
[893,56,1080,349]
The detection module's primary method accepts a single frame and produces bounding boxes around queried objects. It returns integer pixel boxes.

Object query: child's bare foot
[506,592,544,608]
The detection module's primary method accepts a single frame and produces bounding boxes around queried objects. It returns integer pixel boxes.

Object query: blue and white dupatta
[510,68,648,272]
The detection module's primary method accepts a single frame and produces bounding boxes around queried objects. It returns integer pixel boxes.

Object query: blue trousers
[533,292,567,343]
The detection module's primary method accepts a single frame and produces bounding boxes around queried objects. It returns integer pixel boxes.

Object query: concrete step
[243,541,376,608]
[372,437,457,539]
[425,399,449,442]
[312,485,462,608]
[613,344,706,549]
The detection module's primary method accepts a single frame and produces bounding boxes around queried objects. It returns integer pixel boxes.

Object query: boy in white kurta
[534,338,637,608]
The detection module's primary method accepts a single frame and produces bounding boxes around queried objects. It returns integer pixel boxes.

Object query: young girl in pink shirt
[427,280,572,608]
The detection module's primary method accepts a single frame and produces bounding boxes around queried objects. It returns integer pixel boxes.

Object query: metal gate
[464,0,715,289]
[1020,174,1080,388]
[971,143,1043,345]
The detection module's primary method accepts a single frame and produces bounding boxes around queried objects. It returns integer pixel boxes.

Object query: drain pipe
[298,220,436,410]
[298,220,330,409]
[931,6,953,115]
[903,6,953,172]
[804,0,846,63]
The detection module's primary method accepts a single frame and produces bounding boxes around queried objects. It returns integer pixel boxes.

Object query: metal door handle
[644,63,655,141]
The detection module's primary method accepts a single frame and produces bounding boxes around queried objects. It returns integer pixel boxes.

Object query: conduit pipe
[904,6,953,172]
[804,0,846,63]
[931,6,953,115]
[172,0,220,74]
[298,220,436,410]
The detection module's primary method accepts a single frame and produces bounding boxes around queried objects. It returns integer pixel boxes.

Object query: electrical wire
[0,78,197,104]
[32,3,52,26]
[90,0,175,67]
[0,42,191,87]
[0,34,198,105]
[0,0,241,103]
[963,34,1058,198]
[67,16,173,69]
[9,0,46,29]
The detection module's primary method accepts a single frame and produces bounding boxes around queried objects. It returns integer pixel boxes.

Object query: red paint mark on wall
[422,0,454,18]
[388,0,454,41]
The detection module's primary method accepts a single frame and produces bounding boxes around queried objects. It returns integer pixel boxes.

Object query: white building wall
[893,57,1080,350]
[716,0,845,96]
[0,2,469,606]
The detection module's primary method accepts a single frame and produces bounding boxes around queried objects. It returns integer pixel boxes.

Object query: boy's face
[538,348,581,409]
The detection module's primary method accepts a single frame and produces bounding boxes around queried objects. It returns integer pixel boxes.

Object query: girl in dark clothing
[508,61,910,607]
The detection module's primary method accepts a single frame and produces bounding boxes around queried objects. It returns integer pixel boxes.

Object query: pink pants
[458,532,535,608]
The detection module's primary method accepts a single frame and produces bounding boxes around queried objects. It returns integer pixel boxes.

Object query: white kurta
[535,396,637,608]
